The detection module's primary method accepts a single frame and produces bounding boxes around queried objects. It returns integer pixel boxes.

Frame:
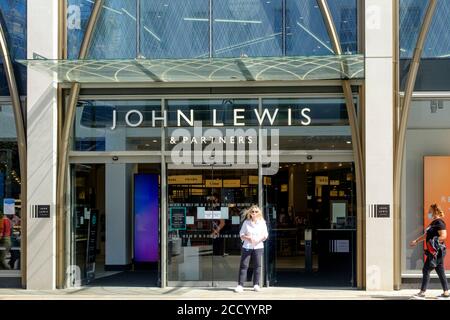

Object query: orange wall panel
[424,156,450,269]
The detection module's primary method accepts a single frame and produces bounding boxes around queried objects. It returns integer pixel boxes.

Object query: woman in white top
[235,205,268,293]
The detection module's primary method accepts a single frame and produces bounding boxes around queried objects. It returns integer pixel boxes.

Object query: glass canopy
[18,55,364,84]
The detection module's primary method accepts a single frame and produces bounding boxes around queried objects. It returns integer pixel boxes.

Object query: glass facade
[400,0,450,58]
[262,98,351,150]
[0,103,21,274]
[0,0,27,96]
[67,95,357,287]
[74,99,162,151]
[67,0,358,59]
[0,0,25,279]
[72,97,353,153]
[400,1,450,279]
[140,0,210,59]
[402,99,450,274]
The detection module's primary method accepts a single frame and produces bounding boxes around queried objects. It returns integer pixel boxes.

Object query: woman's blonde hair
[245,205,264,221]
[430,203,445,218]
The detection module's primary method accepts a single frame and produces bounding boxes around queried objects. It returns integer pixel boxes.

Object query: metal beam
[316,0,365,289]
[56,0,104,288]
[393,0,437,290]
[0,13,27,289]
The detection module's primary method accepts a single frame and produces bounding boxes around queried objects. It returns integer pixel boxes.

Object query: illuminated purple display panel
[134,174,159,262]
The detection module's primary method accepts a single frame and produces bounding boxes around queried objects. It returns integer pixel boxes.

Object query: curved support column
[0,17,28,288]
[56,0,104,288]
[393,0,437,290]
[316,0,365,289]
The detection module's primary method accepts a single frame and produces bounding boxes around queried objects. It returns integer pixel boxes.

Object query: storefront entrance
[70,162,161,287]
[167,165,258,287]
[67,94,360,288]
[264,162,357,287]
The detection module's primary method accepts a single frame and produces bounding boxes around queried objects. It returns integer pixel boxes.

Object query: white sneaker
[253,285,261,292]
[234,285,244,293]
[411,292,426,300]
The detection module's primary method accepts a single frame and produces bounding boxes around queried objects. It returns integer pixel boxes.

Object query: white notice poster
[335,240,350,253]
[3,198,15,215]
[186,216,194,225]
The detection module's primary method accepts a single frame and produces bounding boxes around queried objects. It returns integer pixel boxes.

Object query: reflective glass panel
[88,0,137,59]
[165,99,259,155]
[67,0,137,59]
[0,104,21,274]
[0,0,27,95]
[73,100,162,151]
[212,0,283,57]
[403,99,450,273]
[67,0,93,59]
[400,0,450,58]
[286,0,357,56]
[140,0,210,59]
[262,98,352,150]
[19,55,365,83]
[67,0,359,60]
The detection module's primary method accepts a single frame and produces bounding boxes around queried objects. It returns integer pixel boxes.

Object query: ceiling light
[214,19,262,24]
[183,17,209,22]
[346,141,352,144]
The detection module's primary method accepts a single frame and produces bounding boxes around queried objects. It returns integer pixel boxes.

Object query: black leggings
[421,255,449,292]
[238,248,263,286]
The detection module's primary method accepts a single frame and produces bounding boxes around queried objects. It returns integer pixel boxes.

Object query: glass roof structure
[18,55,364,84]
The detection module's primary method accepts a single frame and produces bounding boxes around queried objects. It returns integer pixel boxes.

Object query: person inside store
[0,212,11,270]
[235,205,268,293]
[410,203,449,299]
[209,193,226,256]
[9,212,21,269]
[279,207,291,226]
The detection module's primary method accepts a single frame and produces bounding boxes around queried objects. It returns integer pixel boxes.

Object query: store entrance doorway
[167,164,258,287]
[70,162,161,287]
[264,162,357,287]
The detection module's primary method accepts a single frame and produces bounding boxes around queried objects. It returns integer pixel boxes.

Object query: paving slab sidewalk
[0,287,444,300]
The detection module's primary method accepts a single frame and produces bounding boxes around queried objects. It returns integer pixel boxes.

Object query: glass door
[211,168,258,287]
[167,167,214,286]
[167,166,258,287]
[264,162,357,287]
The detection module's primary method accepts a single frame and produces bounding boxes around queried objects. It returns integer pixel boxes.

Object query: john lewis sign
[110,107,312,130]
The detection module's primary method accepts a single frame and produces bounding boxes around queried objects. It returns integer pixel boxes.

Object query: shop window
[402,99,450,274]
